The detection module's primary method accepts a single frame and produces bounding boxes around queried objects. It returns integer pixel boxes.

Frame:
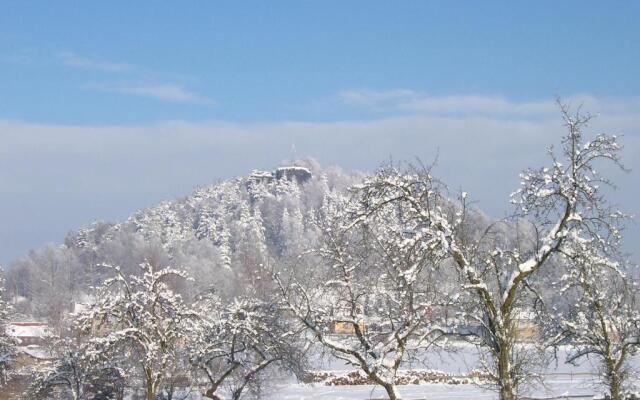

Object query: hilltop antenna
[291,142,298,165]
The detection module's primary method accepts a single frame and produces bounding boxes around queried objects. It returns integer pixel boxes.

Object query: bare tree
[346,103,627,399]
[25,337,125,400]
[190,294,307,400]
[76,263,199,400]
[275,190,454,400]
[9,245,80,331]
[548,238,640,400]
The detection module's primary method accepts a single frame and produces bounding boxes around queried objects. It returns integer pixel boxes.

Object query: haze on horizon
[1,1,639,265]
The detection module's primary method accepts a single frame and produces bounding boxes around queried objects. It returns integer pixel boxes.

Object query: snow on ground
[259,344,635,399]
[267,377,596,400]
[180,375,597,400]
[171,344,635,399]
[266,372,598,399]
[268,384,498,400]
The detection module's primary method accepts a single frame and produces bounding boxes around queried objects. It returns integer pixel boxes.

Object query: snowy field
[256,344,634,400]
[120,343,633,399]
[267,378,593,400]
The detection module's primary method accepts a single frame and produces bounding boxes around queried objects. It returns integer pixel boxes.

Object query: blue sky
[1,2,639,264]
[2,1,639,124]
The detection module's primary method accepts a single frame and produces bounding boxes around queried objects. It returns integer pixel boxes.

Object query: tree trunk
[145,369,156,400]
[499,384,516,400]
[607,369,622,400]
[204,388,223,400]
[232,387,244,400]
[497,339,516,400]
[381,382,401,400]
[146,385,155,400]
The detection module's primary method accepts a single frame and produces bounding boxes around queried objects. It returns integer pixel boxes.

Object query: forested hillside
[4,161,363,328]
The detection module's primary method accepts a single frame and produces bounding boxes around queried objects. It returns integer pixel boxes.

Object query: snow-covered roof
[276,166,311,174]
[250,170,274,179]
[275,166,312,182]
[7,322,51,338]
[19,345,51,359]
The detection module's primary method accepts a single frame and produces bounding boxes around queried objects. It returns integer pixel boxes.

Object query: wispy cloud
[85,83,215,106]
[339,90,640,118]
[340,89,421,107]
[58,51,213,106]
[58,51,134,73]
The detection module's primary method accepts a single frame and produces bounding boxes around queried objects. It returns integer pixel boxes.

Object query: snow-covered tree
[129,201,194,249]
[10,245,81,330]
[190,295,307,400]
[276,191,454,400]
[346,103,627,400]
[26,337,125,400]
[218,224,232,270]
[76,262,198,400]
[0,268,15,388]
[195,204,220,242]
[232,204,269,294]
[280,206,306,258]
[548,238,640,400]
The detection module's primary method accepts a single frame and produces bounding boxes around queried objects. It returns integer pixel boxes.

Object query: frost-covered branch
[275,189,456,400]
[190,294,307,400]
[546,236,639,400]
[347,104,627,400]
[75,262,198,400]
